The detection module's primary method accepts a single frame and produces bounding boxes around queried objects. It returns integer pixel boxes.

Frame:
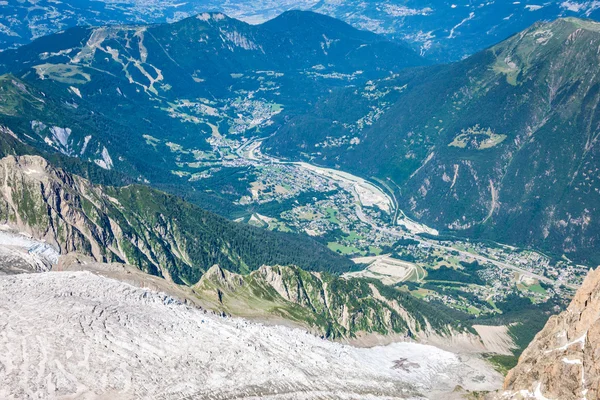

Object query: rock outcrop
[0,154,187,278]
[502,267,600,399]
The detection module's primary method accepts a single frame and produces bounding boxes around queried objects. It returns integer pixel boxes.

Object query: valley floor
[0,271,503,399]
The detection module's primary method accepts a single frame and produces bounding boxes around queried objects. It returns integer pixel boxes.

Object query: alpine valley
[0,5,599,400]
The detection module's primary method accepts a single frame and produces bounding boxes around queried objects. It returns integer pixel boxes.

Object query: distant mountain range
[3,0,600,61]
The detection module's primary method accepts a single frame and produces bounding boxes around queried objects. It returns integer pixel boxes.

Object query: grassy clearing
[526,283,547,294]
[467,306,481,316]
[487,299,501,313]
[267,221,292,233]
[345,231,363,241]
[33,63,91,84]
[369,246,382,255]
[328,242,363,255]
[325,207,340,224]
[448,125,507,150]
[410,288,432,299]
[298,211,319,221]
[485,354,518,375]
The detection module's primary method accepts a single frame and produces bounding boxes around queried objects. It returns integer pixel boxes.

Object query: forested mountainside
[0,11,424,215]
[265,18,600,264]
[3,0,600,62]
[0,154,354,284]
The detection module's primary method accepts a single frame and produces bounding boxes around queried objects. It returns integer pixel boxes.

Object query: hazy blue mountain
[3,0,600,61]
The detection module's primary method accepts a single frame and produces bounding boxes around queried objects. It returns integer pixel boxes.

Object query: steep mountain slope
[0,270,503,399]
[194,264,475,342]
[0,154,354,284]
[266,18,600,264]
[2,0,600,61]
[500,266,600,399]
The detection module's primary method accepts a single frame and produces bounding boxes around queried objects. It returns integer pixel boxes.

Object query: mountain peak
[261,9,377,40]
[519,16,600,39]
[2,155,52,179]
[274,10,337,21]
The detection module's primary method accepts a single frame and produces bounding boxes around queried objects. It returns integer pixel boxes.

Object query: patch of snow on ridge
[0,271,503,399]
[544,332,587,352]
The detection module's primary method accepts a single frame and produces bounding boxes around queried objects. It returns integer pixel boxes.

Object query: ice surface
[0,271,503,399]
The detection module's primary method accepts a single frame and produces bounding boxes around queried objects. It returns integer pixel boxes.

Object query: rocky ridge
[0,154,197,279]
[195,264,511,353]
[501,266,600,399]
[0,154,355,283]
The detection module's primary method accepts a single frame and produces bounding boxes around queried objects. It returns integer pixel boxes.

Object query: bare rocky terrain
[500,267,600,399]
